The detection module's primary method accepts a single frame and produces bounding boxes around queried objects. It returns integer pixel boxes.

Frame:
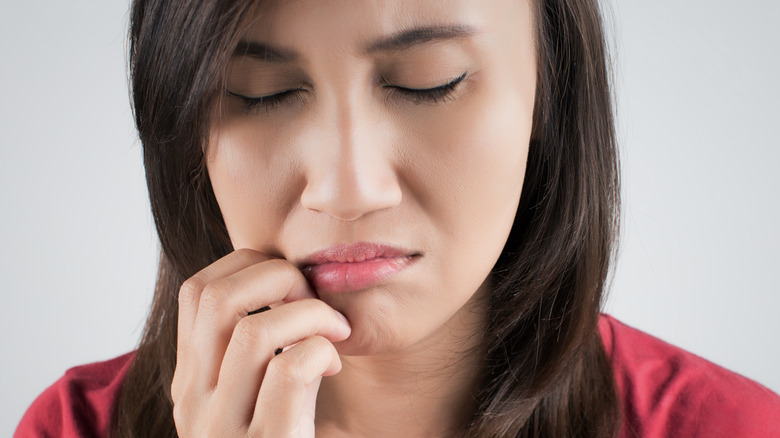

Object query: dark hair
[116,0,621,436]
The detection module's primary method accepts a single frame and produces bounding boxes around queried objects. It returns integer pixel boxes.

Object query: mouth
[299,242,421,294]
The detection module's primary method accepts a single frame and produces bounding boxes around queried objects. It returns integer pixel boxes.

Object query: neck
[315,302,487,437]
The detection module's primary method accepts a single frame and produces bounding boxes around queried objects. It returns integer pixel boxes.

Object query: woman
[16,0,780,437]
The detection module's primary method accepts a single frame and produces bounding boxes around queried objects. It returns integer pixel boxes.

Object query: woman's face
[207,0,536,356]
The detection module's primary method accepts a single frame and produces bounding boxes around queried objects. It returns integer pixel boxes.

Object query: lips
[300,242,419,294]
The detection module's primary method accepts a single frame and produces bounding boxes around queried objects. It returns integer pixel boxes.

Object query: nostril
[300,172,402,221]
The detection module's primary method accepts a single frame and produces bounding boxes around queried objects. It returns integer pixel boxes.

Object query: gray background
[2,1,778,435]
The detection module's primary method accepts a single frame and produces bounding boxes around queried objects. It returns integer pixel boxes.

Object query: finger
[210,300,350,428]
[177,248,271,357]
[190,259,317,391]
[173,248,270,402]
[249,335,342,436]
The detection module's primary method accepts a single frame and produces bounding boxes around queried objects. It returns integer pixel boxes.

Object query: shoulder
[599,314,780,438]
[15,351,136,438]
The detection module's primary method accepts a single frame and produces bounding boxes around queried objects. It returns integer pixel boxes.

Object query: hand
[171,248,352,437]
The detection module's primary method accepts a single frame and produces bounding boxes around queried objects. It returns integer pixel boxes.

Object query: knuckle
[199,281,231,312]
[264,258,298,284]
[267,353,304,385]
[171,402,187,428]
[266,336,336,385]
[179,276,205,305]
[307,335,338,360]
[310,334,335,350]
[170,374,183,402]
[170,371,194,406]
[233,317,273,350]
[171,390,197,430]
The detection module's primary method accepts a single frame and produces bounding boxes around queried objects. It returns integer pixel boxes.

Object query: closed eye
[385,72,468,104]
[226,87,307,113]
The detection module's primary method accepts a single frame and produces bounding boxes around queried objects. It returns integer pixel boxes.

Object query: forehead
[243,0,532,56]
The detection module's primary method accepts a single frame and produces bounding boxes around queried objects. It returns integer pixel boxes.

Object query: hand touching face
[172,249,351,437]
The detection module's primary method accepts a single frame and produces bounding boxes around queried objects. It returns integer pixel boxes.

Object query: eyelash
[227,87,306,113]
[384,72,467,105]
[227,72,468,113]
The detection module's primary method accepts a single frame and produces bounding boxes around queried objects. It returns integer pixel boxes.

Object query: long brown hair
[116,0,621,436]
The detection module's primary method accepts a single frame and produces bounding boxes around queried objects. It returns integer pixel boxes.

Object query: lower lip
[304,256,417,294]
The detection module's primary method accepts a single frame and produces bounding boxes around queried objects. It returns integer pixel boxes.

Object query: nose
[300,96,402,221]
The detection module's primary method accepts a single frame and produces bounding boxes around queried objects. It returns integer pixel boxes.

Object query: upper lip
[298,242,419,268]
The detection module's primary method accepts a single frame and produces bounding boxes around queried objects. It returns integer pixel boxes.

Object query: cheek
[205,123,302,251]
[418,80,531,232]
[404,76,532,298]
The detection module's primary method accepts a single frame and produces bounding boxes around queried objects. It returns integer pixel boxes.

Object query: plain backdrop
[2,0,778,435]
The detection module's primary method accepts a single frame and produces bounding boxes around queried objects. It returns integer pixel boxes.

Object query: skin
[172,0,537,436]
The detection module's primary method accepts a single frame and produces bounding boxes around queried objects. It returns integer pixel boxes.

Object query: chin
[321,288,418,357]
[332,325,417,357]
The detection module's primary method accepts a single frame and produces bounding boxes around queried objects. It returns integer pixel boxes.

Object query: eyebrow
[363,24,479,54]
[233,24,479,63]
[232,40,298,63]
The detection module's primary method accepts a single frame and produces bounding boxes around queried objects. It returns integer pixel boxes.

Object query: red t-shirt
[15,351,133,438]
[15,315,780,437]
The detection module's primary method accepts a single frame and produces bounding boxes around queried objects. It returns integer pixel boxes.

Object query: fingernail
[335,310,350,327]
